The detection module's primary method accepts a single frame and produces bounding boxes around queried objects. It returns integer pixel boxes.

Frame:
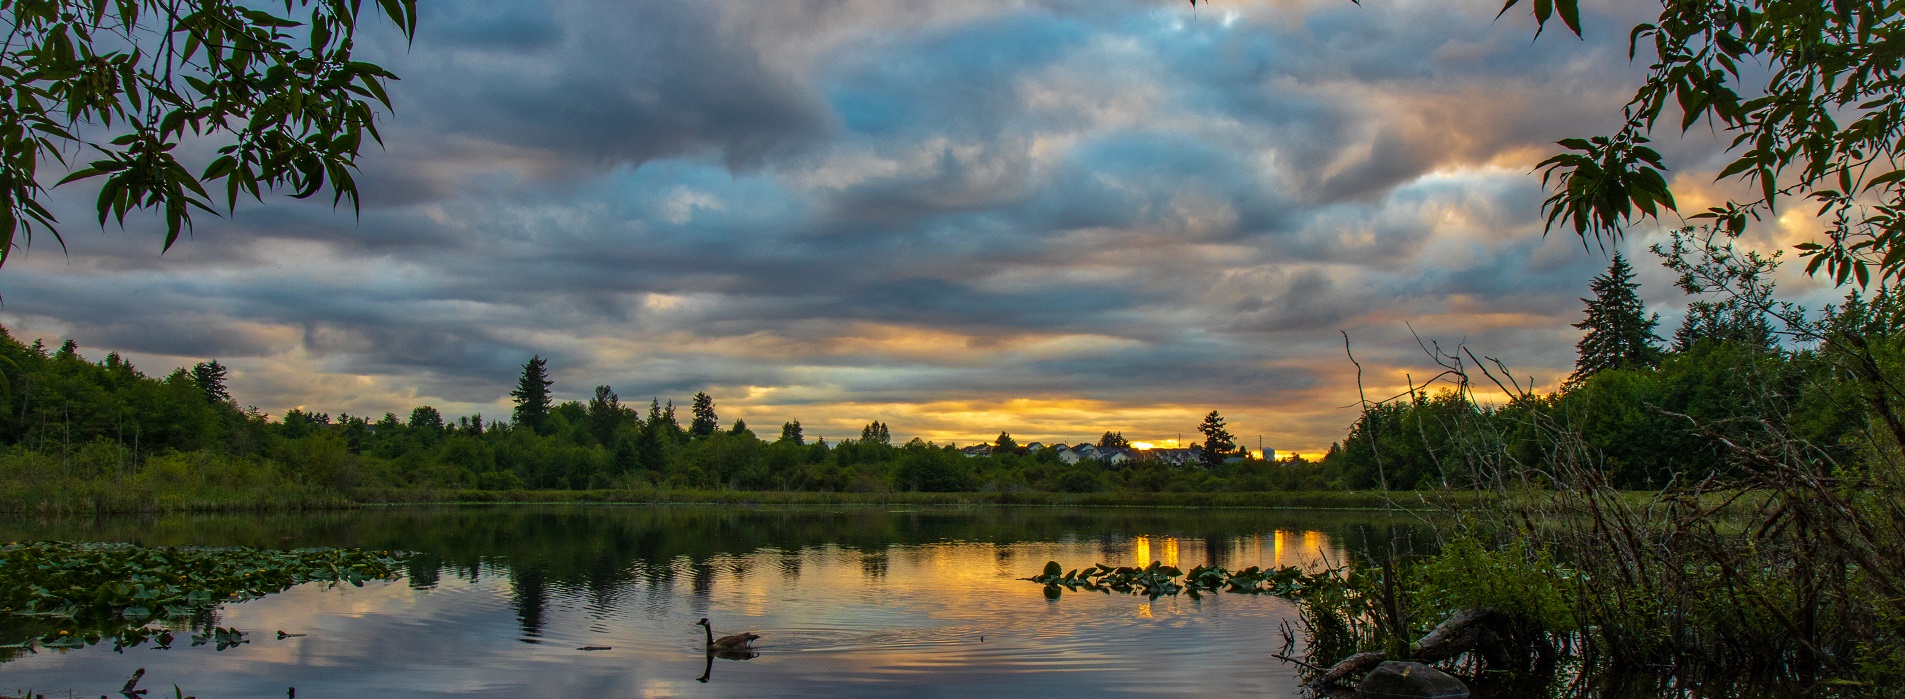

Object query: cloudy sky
[0,0,1830,454]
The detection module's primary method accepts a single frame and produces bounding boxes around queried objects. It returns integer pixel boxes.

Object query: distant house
[1024,441,1046,452]
[1055,444,1138,465]
[1139,447,1201,467]
[960,445,991,458]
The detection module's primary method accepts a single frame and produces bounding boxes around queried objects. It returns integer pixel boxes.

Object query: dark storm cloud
[387,0,835,174]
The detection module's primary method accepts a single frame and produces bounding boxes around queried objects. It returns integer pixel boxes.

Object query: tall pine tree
[689,392,718,437]
[1572,254,1663,382]
[1197,411,1235,467]
[191,359,230,404]
[511,355,554,434]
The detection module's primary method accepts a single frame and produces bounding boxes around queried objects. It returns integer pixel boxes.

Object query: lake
[0,505,1423,697]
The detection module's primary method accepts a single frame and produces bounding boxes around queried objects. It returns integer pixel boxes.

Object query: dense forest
[0,254,1891,507]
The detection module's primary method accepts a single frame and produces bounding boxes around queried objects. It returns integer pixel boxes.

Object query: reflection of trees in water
[690,562,716,595]
[513,564,547,640]
[1204,535,1226,567]
[860,551,888,580]
[0,506,1429,634]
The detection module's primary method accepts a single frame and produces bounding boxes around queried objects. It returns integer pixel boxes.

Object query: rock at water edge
[1358,660,1469,699]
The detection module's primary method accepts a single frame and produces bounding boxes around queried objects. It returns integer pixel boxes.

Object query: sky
[0,0,1835,455]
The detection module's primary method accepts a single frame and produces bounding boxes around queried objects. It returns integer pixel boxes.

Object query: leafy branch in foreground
[1524,0,1905,289]
[0,0,418,264]
[0,541,406,652]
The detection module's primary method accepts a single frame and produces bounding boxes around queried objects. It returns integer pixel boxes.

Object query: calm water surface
[0,505,1420,697]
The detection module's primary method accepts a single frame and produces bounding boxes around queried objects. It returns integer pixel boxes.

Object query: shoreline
[0,488,1470,515]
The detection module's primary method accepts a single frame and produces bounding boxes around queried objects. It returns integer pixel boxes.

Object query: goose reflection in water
[696,647,760,683]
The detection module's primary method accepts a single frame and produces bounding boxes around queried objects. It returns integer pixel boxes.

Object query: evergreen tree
[1572,254,1664,382]
[780,420,805,445]
[635,418,666,471]
[661,400,682,439]
[992,432,1018,453]
[729,419,751,437]
[1197,410,1236,467]
[689,392,718,437]
[510,355,554,435]
[860,421,891,445]
[191,359,230,404]
[1672,300,1776,352]
[586,385,624,447]
[1097,431,1130,449]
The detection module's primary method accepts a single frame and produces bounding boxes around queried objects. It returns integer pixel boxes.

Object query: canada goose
[696,618,760,652]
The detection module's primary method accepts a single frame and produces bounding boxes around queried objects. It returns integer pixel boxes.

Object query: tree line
[7,252,1881,500]
[0,335,1313,500]
[1317,254,1872,490]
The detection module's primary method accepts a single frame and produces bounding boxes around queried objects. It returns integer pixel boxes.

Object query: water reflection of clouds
[0,511,1358,697]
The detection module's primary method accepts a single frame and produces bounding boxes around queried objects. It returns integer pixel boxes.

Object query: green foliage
[1521,0,1905,289]
[1026,558,1393,663]
[0,0,417,261]
[1320,337,1864,491]
[992,431,1017,453]
[0,541,404,650]
[1407,537,1575,635]
[0,323,1371,509]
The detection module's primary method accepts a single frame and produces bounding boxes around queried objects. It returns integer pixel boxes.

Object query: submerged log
[1311,651,1386,689]
[1306,608,1508,690]
[1412,608,1511,664]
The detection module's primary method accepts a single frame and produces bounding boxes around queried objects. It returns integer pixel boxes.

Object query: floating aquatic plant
[1024,560,1350,601]
[0,541,406,654]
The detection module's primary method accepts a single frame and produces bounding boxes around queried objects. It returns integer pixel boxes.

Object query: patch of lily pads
[0,541,407,654]
[1025,560,1355,601]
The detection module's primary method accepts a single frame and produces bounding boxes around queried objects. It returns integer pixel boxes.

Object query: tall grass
[1307,335,1905,695]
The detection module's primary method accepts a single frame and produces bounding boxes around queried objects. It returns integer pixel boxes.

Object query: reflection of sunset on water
[0,506,1386,697]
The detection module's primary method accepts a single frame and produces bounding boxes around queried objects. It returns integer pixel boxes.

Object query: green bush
[1408,536,1577,635]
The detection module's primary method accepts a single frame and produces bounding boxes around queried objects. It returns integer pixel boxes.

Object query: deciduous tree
[1515,0,1905,289]
[992,431,1018,454]
[0,0,418,263]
